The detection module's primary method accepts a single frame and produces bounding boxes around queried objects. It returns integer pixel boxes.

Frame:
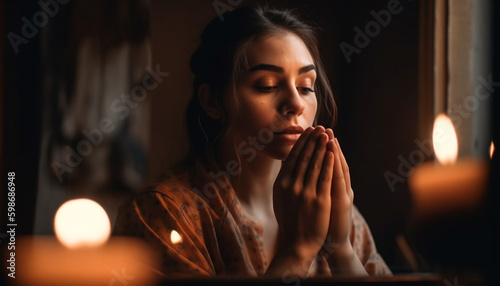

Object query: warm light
[432,114,458,165]
[170,230,182,244]
[490,141,495,159]
[54,199,111,248]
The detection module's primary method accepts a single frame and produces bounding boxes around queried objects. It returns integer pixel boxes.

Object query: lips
[273,126,304,142]
[274,126,304,135]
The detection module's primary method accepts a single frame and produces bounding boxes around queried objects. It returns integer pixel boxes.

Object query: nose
[279,85,305,118]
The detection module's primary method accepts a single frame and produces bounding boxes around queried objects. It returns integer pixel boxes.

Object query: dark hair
[186,6,337,157]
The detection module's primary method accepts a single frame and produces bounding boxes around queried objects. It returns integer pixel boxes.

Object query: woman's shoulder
[135,162,206,208]
[114,163,211,234]
[131,157,228,214]
[115,155,235,235]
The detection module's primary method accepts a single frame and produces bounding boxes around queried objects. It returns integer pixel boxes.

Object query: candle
[54,199,111,248]
[408,114,490,219]
[17,199,160,286]
[170,230,183,244]
[407,114,492,271]
[490,141,495,159]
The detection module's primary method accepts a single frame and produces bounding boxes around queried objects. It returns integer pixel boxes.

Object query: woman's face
[225,32,318,160]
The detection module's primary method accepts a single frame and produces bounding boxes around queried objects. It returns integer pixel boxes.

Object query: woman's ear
[198,83,223,120]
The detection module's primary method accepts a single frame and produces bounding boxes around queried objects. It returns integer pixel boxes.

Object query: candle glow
[432,114,458,165]
[170,230,183,244]
[490,141,495,159]
[409,114,490,219]
[54,199,111,248]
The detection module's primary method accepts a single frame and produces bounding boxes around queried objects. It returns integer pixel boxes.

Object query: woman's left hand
[325,129,353,251]
[323,129,368,276]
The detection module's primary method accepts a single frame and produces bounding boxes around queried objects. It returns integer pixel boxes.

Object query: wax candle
[408,114,489,218]
[407,115,492,271]
[16,199,160,286]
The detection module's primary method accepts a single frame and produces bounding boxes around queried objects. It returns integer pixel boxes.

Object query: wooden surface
[157,274,482,286]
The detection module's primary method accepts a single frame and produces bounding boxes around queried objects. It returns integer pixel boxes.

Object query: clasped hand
[273,126,354,261]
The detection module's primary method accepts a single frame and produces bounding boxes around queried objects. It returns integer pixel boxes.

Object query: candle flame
[170,230,183,244]
[491,141,495,159]
[54,199,111,248]
[432,114,458,165]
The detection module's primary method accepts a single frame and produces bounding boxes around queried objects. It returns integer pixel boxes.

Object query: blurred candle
[17,199,159,286]
[490,141,495,159]
[170,230,183,244]
[54,199,111,248]
[432,114,458,165]
[408,114,489,218]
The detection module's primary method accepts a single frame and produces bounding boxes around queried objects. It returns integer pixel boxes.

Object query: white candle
[54,199,111,248]
[17,199,160,286]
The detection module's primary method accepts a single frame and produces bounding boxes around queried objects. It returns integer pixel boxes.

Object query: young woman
[114,7,391,278]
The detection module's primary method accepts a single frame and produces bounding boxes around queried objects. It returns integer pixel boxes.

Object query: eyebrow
[249,64,316,74]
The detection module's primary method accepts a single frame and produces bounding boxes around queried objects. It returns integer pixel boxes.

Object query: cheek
[231,99,271,129]
[306,97,318,123]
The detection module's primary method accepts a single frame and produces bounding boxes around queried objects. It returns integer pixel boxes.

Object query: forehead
[247,33,314,68]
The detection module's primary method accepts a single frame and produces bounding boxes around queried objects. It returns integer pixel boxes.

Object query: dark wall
[3,0,45,236]
[333,0,419,272]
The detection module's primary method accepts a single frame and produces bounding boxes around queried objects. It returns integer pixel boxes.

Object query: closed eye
[255,86,278,93]
[297,87,315,95]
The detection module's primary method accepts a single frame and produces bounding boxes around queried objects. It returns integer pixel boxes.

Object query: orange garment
[113,156,392,277]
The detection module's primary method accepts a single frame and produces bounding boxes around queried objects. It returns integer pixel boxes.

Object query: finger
[332,137,346,199]
[325,129,334,152]
[293,126,325,186]
[336,138,353,201]
[327,139,335,153]
[304,133,328,191]
[280,127,314,177]
[325,128,334,140]
[317,149,334,198]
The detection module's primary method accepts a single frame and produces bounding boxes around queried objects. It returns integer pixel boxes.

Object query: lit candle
[170,230,183,244]
[54,199,111,248]
[17,199,160,286]
[490,141,495,159]
[408,114,490,219]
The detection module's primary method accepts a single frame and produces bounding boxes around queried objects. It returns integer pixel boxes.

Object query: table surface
[157,273,485,286]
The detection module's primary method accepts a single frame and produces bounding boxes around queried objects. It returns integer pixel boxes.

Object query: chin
[265,145,294,161]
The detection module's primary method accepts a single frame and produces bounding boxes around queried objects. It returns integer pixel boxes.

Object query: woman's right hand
[271,126,334,271]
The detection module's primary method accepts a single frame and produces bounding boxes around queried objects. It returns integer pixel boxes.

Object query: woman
[114,6,391,278]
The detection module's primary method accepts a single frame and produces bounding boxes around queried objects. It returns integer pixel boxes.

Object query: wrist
[265,245,317,278]
[325,242,356,268]
[325,242,368,276]
[325,242,354,261]
[276,243,318,262]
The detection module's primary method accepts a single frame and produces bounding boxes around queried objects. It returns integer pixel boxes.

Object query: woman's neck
[216,140,281,218]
